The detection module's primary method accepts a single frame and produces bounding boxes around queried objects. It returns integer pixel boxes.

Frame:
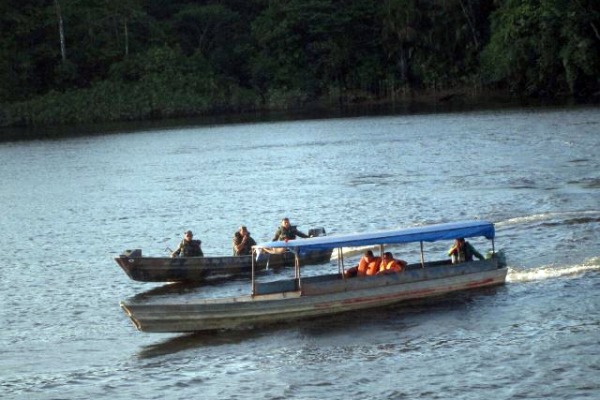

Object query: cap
[184,230,193,236]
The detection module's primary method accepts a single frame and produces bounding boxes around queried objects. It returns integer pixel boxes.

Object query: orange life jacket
[378,259,406,273]
[357,256,371,276]
[365,257,382,276]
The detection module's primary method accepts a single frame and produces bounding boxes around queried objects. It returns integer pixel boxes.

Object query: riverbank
[0,88,594,143]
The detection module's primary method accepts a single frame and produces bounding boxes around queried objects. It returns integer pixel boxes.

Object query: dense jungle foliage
[0,0,598,127]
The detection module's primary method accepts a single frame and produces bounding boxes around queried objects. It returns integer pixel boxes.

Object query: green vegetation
[1,0,598,129]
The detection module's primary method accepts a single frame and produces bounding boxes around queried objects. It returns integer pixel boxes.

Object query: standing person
[448,238,484,264]
[232,226,256,256]
[272,217,309,241]
[376,252,407,274]
[171,230,204,257]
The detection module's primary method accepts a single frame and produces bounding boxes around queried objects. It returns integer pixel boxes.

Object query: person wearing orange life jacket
[365,254,383,276]
[376,251,407,275]
[344,250,377,278]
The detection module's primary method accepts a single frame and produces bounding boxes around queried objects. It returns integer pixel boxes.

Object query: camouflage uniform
[173,239,203,257]
[232,232,257,256]
[448,240,483,263]
[272,225,308,241]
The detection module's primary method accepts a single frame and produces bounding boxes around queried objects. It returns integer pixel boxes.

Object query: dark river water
[1,106,599,399]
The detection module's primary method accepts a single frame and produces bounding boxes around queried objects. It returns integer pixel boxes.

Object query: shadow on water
[136,327,277,359]
[127,279,240,302]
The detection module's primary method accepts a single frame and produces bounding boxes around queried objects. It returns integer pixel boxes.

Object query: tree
[481,0,599,97]
[54,0,66,61]
[381,0,420,92]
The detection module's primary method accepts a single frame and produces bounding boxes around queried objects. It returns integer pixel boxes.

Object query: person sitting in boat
[171,230,203,257]
[365,253,383,275]
[376,252,407,274]
[232,225,257,256]
[344,250,378,278]
[272,217,309,241]
[448,238,484,264]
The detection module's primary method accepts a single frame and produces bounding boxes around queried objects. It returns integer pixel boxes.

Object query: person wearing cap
[271,217,309,241]
[232,225,257,256]
[171,230,204,257]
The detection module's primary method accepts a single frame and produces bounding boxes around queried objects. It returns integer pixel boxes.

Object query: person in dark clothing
[232,225,257,256]
[171,230,203,257]
[448,238,484,264]
[272,217,309,241]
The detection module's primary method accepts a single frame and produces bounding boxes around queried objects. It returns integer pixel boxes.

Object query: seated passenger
[365,253,383,276]
[272,217,309,241]
[376,252,407,274]
[448,238,484,264]
[232,225,257,256]
[171,230,203,257]
[344,250,377,278]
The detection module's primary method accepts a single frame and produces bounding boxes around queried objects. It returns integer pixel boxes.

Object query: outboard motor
[485,249,507,268]
[121,249,142,258]
[308,228,326,237]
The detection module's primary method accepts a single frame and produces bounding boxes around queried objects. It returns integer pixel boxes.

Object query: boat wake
[331,245,379,260]
[507,256,600,283]
[496,210,600,228]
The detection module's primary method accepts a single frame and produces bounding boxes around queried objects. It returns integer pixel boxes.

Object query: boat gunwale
[121,264,508,332]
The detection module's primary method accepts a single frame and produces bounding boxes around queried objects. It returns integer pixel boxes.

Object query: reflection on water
[129,282,210,302]
[137,330,271,359]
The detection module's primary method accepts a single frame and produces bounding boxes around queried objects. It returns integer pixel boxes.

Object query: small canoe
[115,248,333,283]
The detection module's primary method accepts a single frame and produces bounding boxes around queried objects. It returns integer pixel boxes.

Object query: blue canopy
[255,220,495,251]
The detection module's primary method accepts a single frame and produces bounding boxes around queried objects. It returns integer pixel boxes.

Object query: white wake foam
[507,257,600,283]
[330,245,379,260]
[496,210,600,227]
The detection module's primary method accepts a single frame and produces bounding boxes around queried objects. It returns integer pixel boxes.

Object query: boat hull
[121,259,507,332]
[114,249,332,282]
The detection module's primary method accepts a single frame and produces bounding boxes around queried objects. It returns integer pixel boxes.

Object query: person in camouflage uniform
[448,238,484,264]
[271,218,309,241]
[171,230,204,257]
[232,226,257,256]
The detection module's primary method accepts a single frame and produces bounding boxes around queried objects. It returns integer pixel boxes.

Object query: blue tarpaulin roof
[255,220,495,251]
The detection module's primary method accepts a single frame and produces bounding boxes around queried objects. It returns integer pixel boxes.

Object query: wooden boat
[120,220,507,332]
[115,228,331,283]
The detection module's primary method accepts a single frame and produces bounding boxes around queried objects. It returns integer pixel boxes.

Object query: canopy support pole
[339,248,345,278]
[420,241,425,268]
[251,247,256,296]
[294,249,302,292]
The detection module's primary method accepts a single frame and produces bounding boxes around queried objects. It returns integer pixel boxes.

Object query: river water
[1,106,599,399]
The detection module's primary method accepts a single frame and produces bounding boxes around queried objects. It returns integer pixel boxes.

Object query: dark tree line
[1,0,598,127]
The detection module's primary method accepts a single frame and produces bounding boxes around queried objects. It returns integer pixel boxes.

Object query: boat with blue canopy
[120,220,507,333]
